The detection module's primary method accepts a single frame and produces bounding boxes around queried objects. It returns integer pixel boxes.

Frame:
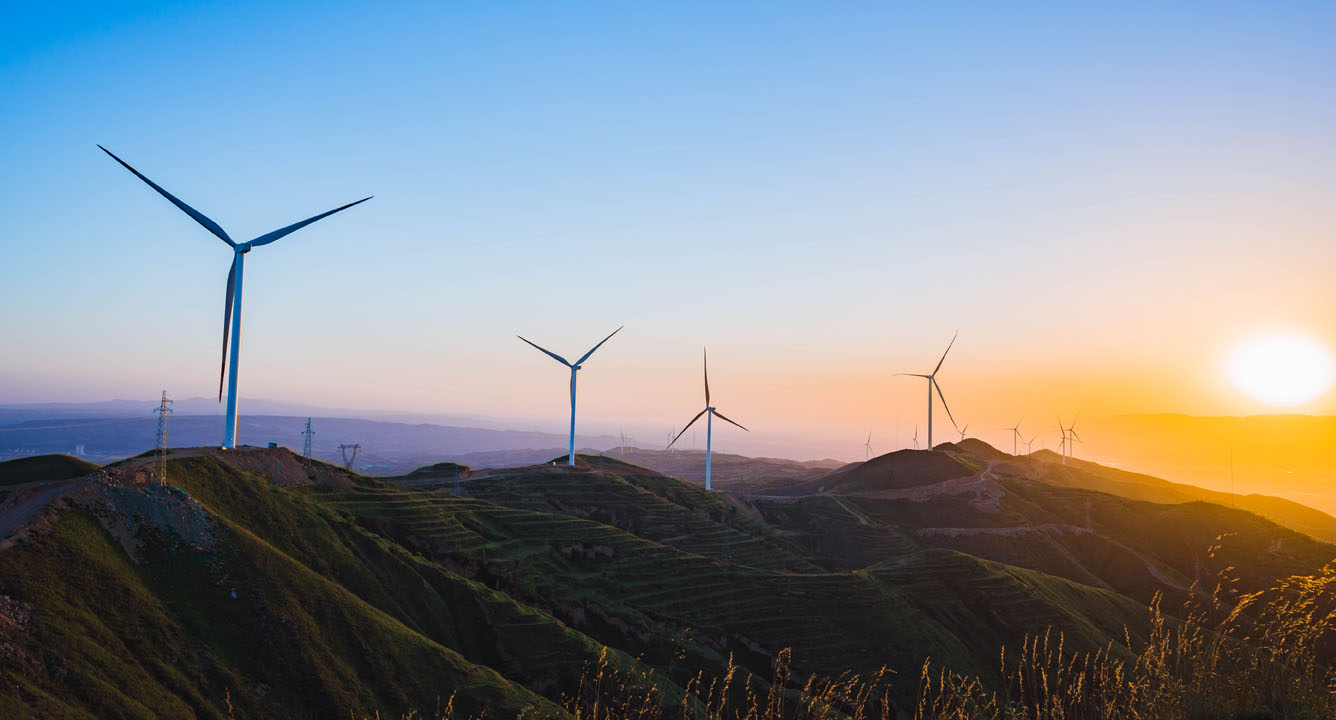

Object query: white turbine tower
[864,432,873,461]
[100,146,370,449]
[517,326,623,466]
[667,348,748,491]
[896,331,960,451]
[1003,417,1024,455]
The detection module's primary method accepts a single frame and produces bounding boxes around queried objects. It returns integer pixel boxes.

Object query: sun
[1227,333,1334,407]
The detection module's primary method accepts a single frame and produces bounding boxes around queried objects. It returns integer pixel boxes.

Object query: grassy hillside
[1,444,1331,718]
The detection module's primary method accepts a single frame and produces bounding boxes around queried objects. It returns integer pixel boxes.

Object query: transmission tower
[301,418,314,467]
[153,390,173,484]
[338,443,361,470]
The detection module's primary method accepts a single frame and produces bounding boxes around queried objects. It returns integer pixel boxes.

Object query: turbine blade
[248,196,372,247]
[219,255,237,402]
[517,336,571,366]
[932,329,959,376]
[575,325,623,366]
[894,373,932,378]
[703,347,710,406]
[933,378,959,429]
[99,145,234,247]
[667,409,708,449]
[712,409,749,432]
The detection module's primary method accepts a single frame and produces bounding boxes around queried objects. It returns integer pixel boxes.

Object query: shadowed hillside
[0,442,1332,718]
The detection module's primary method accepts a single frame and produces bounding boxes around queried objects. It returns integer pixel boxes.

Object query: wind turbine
[957,424,970,443]
[1056,417,1072,465]
[896,331,960,451]
[1003,417,1024,456]
[1025,435,1037,456]
[912,425,920,450]
[100,146,370,449]
[517,326,623,466]
[1063,416,1083,463]
[864,432,873,461]
[667,349,748,491]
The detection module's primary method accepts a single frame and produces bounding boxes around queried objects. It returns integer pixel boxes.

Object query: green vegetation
[0,445,1332,718]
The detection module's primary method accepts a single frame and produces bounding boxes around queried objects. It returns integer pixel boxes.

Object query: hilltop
[0,440,1332,718]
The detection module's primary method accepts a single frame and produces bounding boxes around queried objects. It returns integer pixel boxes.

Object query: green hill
[0,444,1331,718]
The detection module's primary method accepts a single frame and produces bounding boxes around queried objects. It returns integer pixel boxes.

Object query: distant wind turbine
[864,432,873,461]
[667,349,748,491]
[517,326,623,466]
[912,425,920,450]
[1003,417,1024,456]
[100,146,370,449]
[1056,419,1068,462]
[958,424,969,443]
[896,331,960,451]
[1025,435,1037,456]
[1063,416,1083,464]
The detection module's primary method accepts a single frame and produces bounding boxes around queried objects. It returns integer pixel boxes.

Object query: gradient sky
[2,1,1334,459]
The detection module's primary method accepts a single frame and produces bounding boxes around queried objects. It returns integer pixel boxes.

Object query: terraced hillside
[338,456,1156,689]
[746,447,1336,605]
[1,442,1331,718]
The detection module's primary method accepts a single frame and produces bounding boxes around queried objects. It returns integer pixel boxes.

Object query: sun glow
[1227,334,1334,407]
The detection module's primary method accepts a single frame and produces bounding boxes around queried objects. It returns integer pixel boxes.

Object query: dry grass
[354,561,1336,720]
[917,560,1336,720]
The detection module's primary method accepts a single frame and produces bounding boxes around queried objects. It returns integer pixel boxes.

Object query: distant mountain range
[2,401,1332,514]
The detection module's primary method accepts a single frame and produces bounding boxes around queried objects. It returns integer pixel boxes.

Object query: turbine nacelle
[234,243,252,254]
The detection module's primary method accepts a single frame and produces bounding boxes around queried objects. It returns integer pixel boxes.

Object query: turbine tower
[517,326,623,466]
[1003,417,1024,455]
[896,330,960,451]
[100,146,370,449]
[864,432,872,461]
[1063,416,1082,463]
[667,348,748,491]
[1056,421,1067,462]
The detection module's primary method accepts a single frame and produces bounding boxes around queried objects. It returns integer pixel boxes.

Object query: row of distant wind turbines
[101,146,1083,492]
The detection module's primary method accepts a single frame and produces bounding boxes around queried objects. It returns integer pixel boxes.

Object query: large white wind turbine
[100,146,371,449]
[896,331,960,451]
[667,349,748,491]
[518,326,623,466]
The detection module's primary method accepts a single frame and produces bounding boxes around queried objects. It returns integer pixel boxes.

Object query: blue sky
[2,1,1333,457]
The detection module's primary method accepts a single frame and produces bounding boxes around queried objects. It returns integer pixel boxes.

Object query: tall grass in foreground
[355,564,1336,720]
[920,562,1336,719]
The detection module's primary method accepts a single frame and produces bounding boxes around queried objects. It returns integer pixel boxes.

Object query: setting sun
[1227,334,1335,407]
